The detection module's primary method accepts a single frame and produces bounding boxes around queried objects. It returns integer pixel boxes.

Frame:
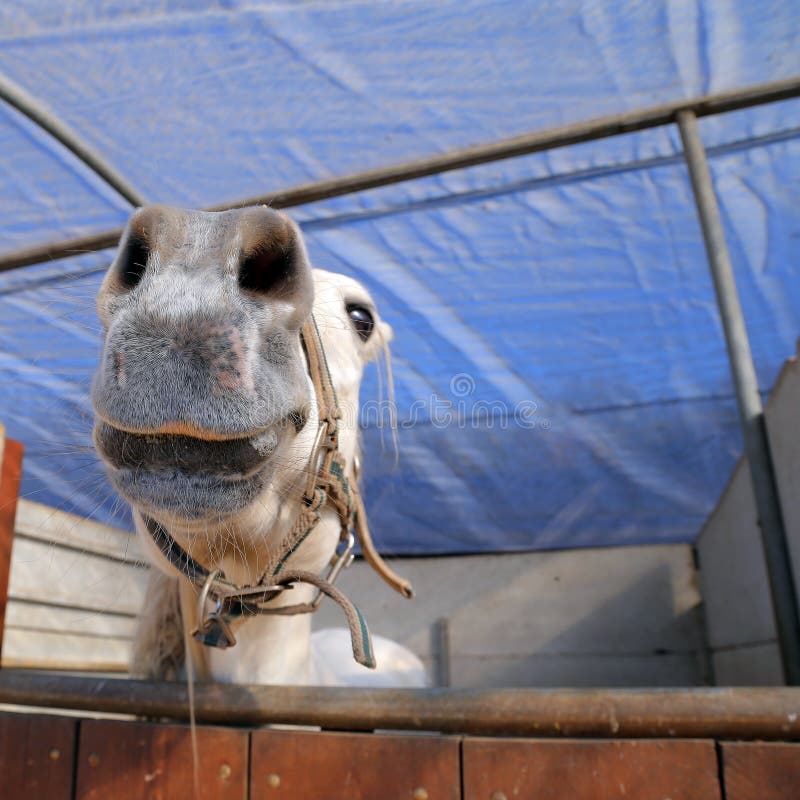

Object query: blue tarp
[0,1,798,554]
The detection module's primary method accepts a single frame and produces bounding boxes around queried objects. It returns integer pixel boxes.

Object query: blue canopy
[1,1,798,554]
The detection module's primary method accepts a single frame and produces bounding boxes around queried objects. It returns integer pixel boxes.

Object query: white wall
[314,544,706,687]
[697,352,800,685]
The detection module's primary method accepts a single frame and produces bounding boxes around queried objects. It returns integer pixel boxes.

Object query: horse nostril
[117,233,150,289]
[237,211,301,296]
[238,243,296,295]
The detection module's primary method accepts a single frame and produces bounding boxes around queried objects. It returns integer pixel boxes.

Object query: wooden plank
[3,466,143,671]
[8,536,147,615]
[462,738,721,800]
[5,598,138,638]
[15,498,143,563]
[75,718,248,800]
[2,598,136,672]
[250,729,460,799]
[0,711,76,800]
[721,742,800,800]
[0,436,23,658]
[2,627,131,671]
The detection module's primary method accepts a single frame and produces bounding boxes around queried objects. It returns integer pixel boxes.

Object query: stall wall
[697,351,800,685]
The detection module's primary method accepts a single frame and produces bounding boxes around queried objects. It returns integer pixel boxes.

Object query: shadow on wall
[314,545,706,688]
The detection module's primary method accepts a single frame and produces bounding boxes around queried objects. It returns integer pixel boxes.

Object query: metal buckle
[310,531,355,610]
[192,569,237,649]
[215,583,287,602]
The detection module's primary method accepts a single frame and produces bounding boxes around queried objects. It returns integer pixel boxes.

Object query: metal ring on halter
[215,582,288,602]
[196,568,223,628]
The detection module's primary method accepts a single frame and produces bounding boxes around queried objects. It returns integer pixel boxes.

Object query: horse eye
[346,304,375,342]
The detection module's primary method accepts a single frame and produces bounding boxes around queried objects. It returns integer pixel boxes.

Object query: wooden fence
[2,709,800,799]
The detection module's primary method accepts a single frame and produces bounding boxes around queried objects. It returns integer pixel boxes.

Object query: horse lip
[92,409,279,442]
[93,407,306,441]
[94,421,281,476]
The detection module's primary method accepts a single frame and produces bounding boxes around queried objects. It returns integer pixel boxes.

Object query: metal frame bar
[678,110,800,684]
[0,75,798,273]
[1,73,799,684]
[0,670,798,739]
[0,73,147,208]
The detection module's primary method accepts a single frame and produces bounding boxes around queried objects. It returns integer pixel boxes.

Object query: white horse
[91,205,425,687]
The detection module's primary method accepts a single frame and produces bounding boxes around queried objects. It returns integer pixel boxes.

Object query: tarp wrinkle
[0,0,798,554]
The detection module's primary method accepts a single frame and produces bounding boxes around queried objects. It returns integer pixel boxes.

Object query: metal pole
[1,76,799,273]
[0,670,799,739]
[0,73,147,208]
[434,617,451,687]
[677,109,800,685]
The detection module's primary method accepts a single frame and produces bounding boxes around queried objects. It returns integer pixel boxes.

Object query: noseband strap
[145,514,375,668]
[143,313,412,670]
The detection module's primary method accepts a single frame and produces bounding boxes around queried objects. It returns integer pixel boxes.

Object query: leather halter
[143,314,413,669]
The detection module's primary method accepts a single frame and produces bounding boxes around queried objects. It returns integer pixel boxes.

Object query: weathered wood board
[250,729,461,800]
[0,708,798,798]
[14,498,144,562]
[0,711,76,800]
[7,535,146,615]
[75,718,249,800]
[2,499,145,671]
[721,742,800,800]
[462,738,722,800]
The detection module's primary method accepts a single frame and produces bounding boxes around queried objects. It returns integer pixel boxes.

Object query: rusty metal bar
[0,73,147,208]
[1,75,799,274]
[0,671,798,739]
[207,75,800,211]
[678,110,800,686]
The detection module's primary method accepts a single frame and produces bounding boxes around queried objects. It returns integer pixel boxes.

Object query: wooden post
[0,425,24,662]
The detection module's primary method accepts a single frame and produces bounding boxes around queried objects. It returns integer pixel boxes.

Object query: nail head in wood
[267,772,281,789]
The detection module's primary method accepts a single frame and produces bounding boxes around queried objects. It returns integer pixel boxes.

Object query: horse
[91,204,425,687]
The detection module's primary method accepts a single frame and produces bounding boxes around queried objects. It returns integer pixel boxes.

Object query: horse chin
[110,465,271,520]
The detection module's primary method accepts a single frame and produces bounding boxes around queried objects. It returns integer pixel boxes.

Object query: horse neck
[192,462,345,682]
